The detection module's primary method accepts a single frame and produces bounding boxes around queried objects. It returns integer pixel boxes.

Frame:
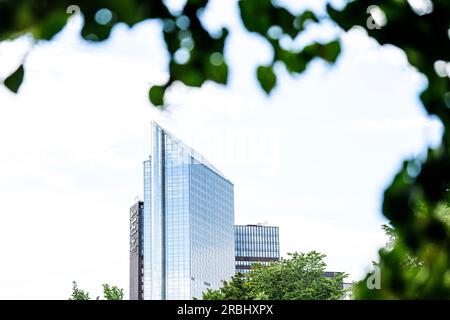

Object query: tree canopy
[69,282,124,300]
[1,0,449,298]
[356,202,450,299]
[203,251,347,300]
[69,281,90,300]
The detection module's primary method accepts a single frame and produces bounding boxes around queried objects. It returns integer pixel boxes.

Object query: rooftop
[151,121,231,182]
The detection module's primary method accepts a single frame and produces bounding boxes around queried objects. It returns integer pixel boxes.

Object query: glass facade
[235,225,280,274]
[140,122,234,300]
[142,159,152,299]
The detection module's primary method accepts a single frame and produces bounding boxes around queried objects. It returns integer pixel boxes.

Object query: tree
[203,273,256,300]
[1,1,449,298]
[69,282,124,300]
[69,281,90,300]
[381,224,421,269]
[203,251,347,300]
[102,284,124,301]
[381,224,396,251]
[355,201,450,299]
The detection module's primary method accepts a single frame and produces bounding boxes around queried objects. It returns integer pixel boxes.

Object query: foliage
[333,0,450,299]
[1,0,450,299]
[69,281,90,300]
[381,224,421,268]
[381,224,396,250]
[203,251,347,300]
[102,284,124,300]
[0,0,339,103]
[355,201,450,299]
[203,273,255,300]
[3,64,24,94]
[69,282,124,300]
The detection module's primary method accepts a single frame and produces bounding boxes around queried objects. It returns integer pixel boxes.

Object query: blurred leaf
[206,62,228,84]
[275,41,340,75]
[149,85,166,107]
[294,10,319,31]
[274,8,298,38]
[239,0,273,35]
[276,49,307,74]
[37,10,68,40]
[4,64,24,93]
[171,62,204,87]
[303,40,341,63]
[239,0,297,38]
[257,65,276,94]
[416,150,450,204]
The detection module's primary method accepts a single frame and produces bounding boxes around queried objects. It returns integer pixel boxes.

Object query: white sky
[0,0,443,299]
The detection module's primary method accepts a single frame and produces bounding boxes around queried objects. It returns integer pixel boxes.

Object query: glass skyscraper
[235,225,280,274]
[132,122,235,300]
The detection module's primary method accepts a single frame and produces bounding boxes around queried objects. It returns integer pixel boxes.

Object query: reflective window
[234,225,280,274]
[142,123,234,299]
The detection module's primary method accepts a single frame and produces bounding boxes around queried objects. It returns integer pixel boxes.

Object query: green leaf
[4,64,24,93]
[239,0,272,35]
[303,40,341,63]
[276,49,308,74]
[206,61,228,85]
[38,10,68,40]
[149,85,166,107]
[171,62,205,87]
[275,8,298,38]
[294,11,319,31]
[257,65,276,94]
[239,0,297,38]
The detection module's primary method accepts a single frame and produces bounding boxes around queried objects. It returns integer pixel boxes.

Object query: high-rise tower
[132,122,235,300]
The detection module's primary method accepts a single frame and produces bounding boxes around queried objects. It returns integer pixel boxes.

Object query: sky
[0,0,443,299]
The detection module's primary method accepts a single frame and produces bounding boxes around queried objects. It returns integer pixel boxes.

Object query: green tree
[102,284,124,301]
[203,251,347,300]
[203,274,255,300]
[355,201,450,299]
[381,224,421,269]
[381,224,396,250]
[69,281,90,300]
[1,0,450,298]
[69,282,124,300]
